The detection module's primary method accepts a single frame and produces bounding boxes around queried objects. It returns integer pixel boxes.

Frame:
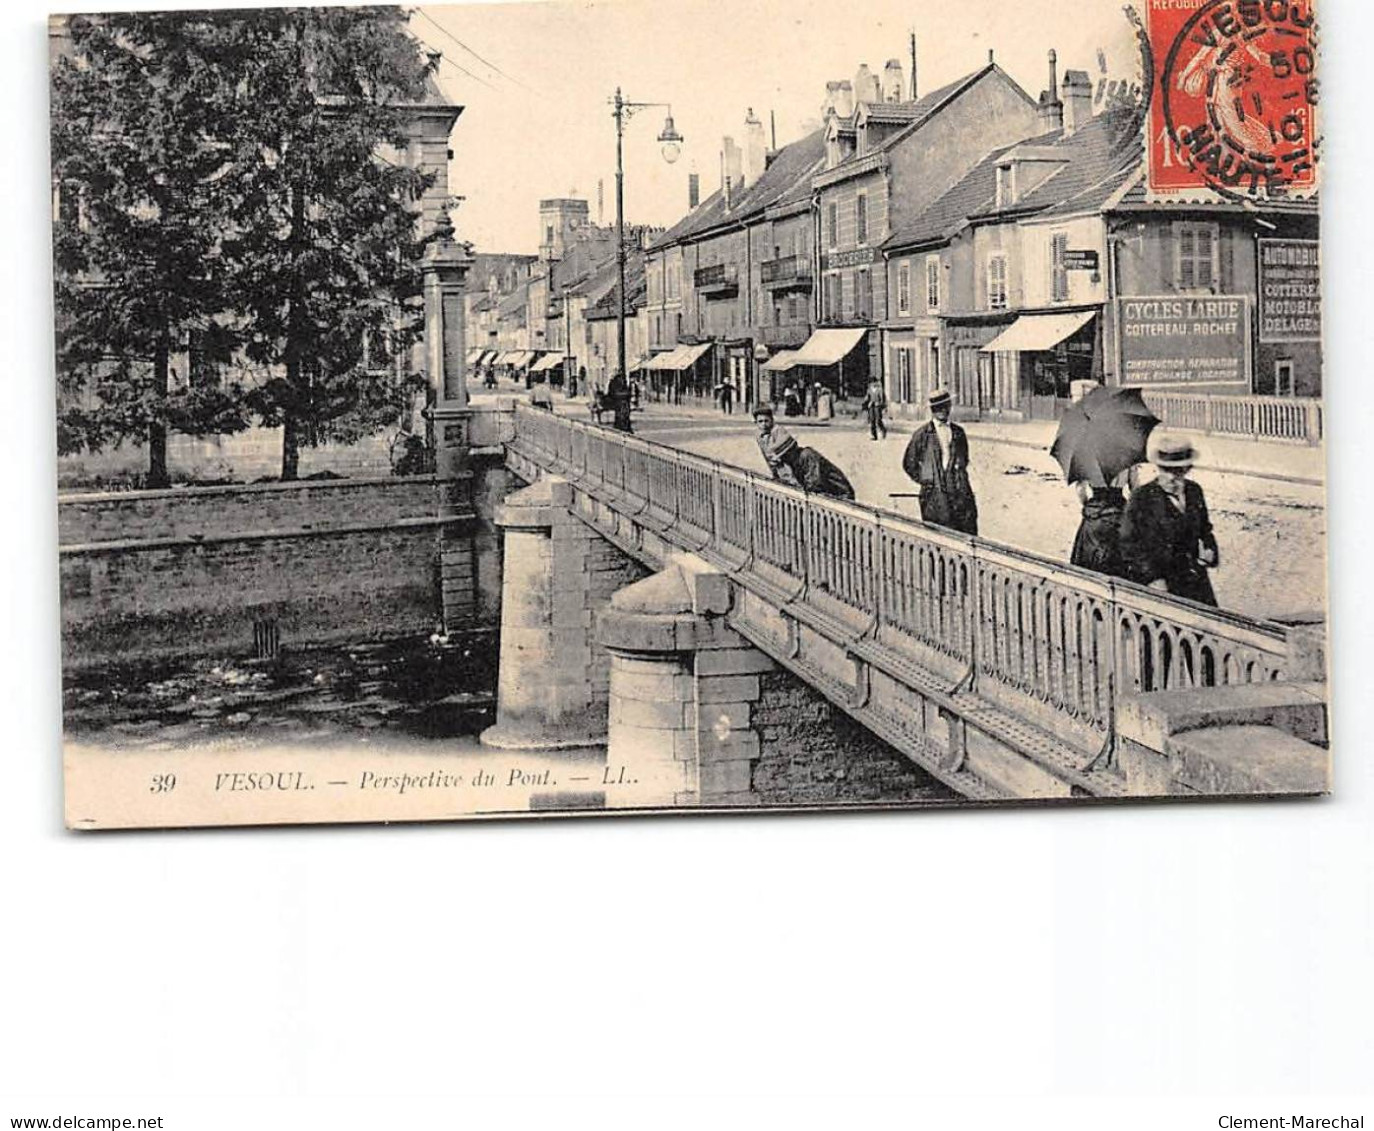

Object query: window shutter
[1178,225,1195,289]
[1219,228,1234,293]
[857,195,868,244]
[1197,225,1215,289]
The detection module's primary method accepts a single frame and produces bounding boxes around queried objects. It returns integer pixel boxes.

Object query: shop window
[856,194,868,245]
[988,254,1008,310]
[925,256,941,312]
[1176,222,1218,292]
[1051,233,1069,302]
[897,263,911,316]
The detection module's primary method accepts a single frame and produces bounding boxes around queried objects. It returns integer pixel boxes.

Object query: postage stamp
[1147,0,1320,199]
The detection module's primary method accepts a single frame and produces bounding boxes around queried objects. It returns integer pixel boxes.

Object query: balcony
[760,323,812,348]
[693,262,739,297]
[760,254,813,292]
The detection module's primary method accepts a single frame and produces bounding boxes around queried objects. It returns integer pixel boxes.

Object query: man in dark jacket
[753,405,854,500]
[901,389,978,535]
[1120,433,1219,605]
[605,371,633,433]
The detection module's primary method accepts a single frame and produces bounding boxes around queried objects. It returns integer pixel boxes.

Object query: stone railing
[1140,391,1323,445]
[508,406,1295,751]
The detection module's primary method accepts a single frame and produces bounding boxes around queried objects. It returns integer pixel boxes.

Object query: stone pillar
[597,555,776,808]
[480,477,621,750]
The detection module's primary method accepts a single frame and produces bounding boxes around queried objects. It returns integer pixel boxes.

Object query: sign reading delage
[1259,239,1320,343]
[1117,295,1250,388]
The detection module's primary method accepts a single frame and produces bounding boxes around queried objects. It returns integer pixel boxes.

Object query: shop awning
[475,350,496,366]
[530,352,564,373]
[649,342,712,371]
[760,350,799,372]
[784,327,867,369]
[466,347,482,364]
[493,351,516,365]
[508,350,536,369]
[628,354,652,373]
[980,310,1096,353]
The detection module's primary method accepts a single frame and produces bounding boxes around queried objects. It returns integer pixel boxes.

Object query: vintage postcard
[51,0,1329,830]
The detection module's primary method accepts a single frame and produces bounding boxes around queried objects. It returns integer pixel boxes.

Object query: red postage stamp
[1147,0,1319,199]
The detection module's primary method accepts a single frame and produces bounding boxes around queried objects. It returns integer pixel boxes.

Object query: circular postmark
[1162,0,1320,200]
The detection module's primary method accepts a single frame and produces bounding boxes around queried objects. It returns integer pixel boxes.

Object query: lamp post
[610,88,683,417]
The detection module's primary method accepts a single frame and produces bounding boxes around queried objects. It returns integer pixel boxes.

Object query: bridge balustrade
[508,406,1292,741]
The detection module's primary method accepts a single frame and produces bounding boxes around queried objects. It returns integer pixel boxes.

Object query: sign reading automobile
[1259,239,1321,343]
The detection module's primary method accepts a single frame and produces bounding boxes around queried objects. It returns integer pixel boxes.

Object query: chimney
[688,172,700,209]
[988,49,995,64]
[835,80,854,118]
[822,80,842,120]
[1062,69,1094,136]
[853,64,880,105]
[1038,49,1063,131]
[721,136,743,205]
[742,108,766,187]
[883,59,904,103]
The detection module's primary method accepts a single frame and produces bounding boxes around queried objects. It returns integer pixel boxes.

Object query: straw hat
[1146,430,1199,469]
[928,388,952,409]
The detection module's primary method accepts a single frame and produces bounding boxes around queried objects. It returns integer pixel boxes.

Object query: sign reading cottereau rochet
[1258,239,1321,343]
[1117,295,1251,387]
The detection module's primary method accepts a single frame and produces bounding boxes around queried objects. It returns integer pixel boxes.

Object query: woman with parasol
[1050,386,1160,580]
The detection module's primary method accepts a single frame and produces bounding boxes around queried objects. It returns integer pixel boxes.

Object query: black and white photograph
[48,0,1330,827]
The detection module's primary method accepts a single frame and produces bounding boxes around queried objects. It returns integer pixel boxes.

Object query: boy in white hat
[1119,432,1219,606]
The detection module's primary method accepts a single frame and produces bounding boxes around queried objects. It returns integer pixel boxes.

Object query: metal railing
[509,405,1292,742]
[693,263,739,291]
[760,254,814,287]
[1140,391,1323,446]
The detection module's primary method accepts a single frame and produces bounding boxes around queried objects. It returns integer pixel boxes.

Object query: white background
[3,1,1371,1127]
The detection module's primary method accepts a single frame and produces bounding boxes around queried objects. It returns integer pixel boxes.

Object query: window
[545,224,554,246]
[925,256,941,312]
[1176,222,1218,291]
[1051,232,1069,302]
[895,348,914,402]
[828,203,839,249]
[856,194,868,245]
[897,263,911,316]
[856,267,870,321]
[1275,359,1295,397]
[987,254,1008,310]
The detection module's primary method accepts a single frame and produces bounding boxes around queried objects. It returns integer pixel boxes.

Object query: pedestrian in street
[861,377,888,440]
[805,382,817,417]
[721,379,734,415]
[529,383,554,412]
[783,383,802,417]
[1119,433,1219,605]
[605,370,633,433]
[1069,469,1136,579]
[900,389,978,535]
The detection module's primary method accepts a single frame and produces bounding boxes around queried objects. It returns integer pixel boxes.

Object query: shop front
[981,308,1101,420]
[776,327,870,404]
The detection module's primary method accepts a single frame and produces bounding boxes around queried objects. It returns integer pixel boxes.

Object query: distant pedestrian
[529,383,554,412]
[901,389,978,535]
[605,371,633,433]
[783,384,802,417]
[805,382,817,417]
[1120,433,1218,605]
[861,377,888,440]
[721,379,734,414]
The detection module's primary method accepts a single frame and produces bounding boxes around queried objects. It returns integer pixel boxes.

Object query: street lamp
[610,87,683,422]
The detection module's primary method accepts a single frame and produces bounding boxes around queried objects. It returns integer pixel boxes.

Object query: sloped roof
[1111,169,1319,214]
[466,252,539,294]
[586,250,647,319]
[649,127,826,248]
[884,113,1143,251]
[818,65,1033,183]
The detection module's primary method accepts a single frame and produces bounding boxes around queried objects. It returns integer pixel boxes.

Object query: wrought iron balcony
[693,262,739,296]
[760,254,813,291]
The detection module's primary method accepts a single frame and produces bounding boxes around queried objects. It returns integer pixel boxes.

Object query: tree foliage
[50,7,441,482]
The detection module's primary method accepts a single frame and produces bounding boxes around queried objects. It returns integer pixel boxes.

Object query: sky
[416,0,1144,255]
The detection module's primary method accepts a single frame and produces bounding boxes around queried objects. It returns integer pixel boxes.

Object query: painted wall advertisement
[1117,295,1251,387]
[1258,238,1321,342]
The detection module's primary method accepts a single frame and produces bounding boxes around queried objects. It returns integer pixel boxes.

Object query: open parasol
[1050,386,1161,487]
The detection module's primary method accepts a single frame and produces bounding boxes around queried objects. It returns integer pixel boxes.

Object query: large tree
[51,11,249,486]
[218,7,439,480]
[50,7,440,483]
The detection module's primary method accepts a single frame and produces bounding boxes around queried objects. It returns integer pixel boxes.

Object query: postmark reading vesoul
[1149,0,1319,200]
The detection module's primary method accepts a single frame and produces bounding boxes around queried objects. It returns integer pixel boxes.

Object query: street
[550,399,1326,623]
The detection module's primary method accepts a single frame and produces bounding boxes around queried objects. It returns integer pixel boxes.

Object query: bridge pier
[481,475,646,750]
[598,555,776,807]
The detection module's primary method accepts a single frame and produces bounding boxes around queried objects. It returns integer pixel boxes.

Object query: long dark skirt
[1070,489,1127,578]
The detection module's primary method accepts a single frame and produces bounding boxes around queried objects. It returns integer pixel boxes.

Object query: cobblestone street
[597,403,1328,622]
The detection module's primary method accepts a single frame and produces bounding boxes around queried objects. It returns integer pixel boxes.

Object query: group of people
[753,387,1218,607]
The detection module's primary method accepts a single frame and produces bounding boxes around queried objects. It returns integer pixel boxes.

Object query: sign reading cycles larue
[1117,295,1251,387]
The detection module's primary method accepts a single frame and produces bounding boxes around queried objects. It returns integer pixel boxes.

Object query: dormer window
[995,163,1015,210]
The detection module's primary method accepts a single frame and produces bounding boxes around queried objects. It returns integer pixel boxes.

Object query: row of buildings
[470,48,1320,419]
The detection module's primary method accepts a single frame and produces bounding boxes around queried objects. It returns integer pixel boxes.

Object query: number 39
[149,773,177,794]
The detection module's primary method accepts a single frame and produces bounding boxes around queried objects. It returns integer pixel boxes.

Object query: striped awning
[649,342,712,371]
[530,352,564,373]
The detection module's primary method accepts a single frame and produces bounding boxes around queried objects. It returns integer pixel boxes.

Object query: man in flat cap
[900,388,978,535]
[1119,432,1219,606]
[753,404,855,501]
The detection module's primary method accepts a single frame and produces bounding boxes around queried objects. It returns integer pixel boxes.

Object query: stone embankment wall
[751,670,954,805]
[59,465,514,671]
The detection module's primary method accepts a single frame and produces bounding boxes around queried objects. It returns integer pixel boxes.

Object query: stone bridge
[459,402,1329,808]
